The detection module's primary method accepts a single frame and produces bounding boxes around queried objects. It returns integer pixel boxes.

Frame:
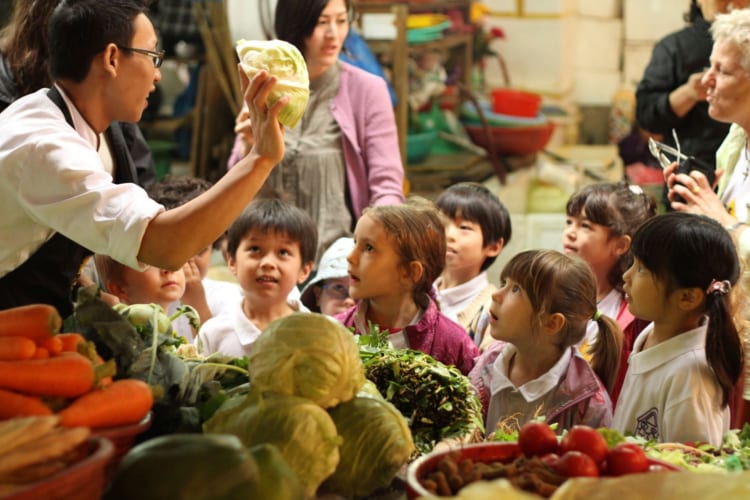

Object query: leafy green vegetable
[359,337,484,455]
[65,287,249,437]
[623,423,750,473]
[248,312,365,408]
[236,38,310,128]
[203,388,341,497]
[105,434,304,500]
[323,392,415,497]
[598,427,626,448]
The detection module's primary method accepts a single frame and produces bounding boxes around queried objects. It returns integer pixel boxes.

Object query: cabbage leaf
[236,38,310,128]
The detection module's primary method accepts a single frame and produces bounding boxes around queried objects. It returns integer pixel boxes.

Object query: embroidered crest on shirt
[634,407,659,441]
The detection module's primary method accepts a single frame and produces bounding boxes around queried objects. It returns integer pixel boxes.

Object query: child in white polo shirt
[614,213,742,446]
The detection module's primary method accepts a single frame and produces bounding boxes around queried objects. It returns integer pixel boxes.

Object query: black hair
[566,181,657,291]
[631,212,742,407]
[48,0,150,82]
[274,0,351,55]
[435,182,512,271]
[146,175,213,210]
[684,0,703,23]
[226,198,318,266]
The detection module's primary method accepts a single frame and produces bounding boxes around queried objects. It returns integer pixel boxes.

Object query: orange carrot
[58,379,153,429]
[0,336,36,361]
[31,346,49,359]
[0,352,95,397]
[0,304,61,340]
[58,333,86,352]
[0,388,53,418]
[38,336,63,356]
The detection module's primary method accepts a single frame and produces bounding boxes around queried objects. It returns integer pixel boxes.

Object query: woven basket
[3,437,114,500]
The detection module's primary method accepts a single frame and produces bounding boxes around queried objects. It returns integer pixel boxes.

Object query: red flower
[489,27,505,39]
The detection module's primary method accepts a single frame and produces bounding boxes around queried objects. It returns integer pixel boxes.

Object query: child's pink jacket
[335,298,480,375]
[470,342,613,430]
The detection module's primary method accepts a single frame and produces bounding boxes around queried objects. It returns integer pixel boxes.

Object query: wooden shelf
[366,33,472,56]
[405,152,495,195]
[352,0,476,184]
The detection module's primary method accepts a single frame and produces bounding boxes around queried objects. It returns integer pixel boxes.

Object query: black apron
[0,88,95,317]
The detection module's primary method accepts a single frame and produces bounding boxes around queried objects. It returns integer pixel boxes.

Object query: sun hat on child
[300,237,355,309]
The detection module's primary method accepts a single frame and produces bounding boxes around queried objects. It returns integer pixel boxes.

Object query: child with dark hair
[470,250,622,435]
[614,212,743,446]
[197,198,318,357]
[433,182,511,351]
[146,175,241,324]
[563,180,657,404]
[336,198,479,375]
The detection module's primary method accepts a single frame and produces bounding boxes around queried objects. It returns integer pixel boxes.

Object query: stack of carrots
[0,304,153,429]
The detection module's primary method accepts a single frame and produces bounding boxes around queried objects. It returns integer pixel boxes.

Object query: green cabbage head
[236,38,310,128]
[203,389,341,497]
[323,393,415,497]
[248,312,365,408]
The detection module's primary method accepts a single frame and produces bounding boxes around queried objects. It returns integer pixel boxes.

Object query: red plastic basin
[464,121,555,156]
[491,88,542,117]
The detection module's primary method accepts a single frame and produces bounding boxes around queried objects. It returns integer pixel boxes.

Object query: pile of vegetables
[491,422,750,474]
[63,286,248,436]
[358,325,485,455]
[204,312,415,498]
[611,424,750,473]
[0,303,152,430]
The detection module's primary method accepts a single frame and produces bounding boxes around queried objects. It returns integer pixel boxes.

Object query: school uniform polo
[613,322,729,446]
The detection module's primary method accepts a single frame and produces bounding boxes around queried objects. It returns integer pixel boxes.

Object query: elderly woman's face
[702,40,750,125]
[699,0,750,22]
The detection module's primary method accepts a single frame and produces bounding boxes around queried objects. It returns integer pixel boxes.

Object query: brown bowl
[2,437,114,500]
[464,121,555,156]
[405,441,681,498]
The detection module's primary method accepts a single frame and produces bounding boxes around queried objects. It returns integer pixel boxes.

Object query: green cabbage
[203,389,341,496]
[323,393,415,498]
[236,38,310,128]
[105,434,304,500]
[247,312,365,408]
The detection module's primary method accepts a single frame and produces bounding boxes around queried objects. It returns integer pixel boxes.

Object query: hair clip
[706,279,731,296]
[628,184,644,195]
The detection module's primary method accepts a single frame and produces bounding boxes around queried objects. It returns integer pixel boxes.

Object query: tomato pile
[518,421,651,478]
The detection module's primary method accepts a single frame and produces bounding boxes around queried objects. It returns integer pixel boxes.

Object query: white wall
[227,0,277,42]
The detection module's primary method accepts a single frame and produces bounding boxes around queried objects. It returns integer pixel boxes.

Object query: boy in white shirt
[433,182,511,350]
[197,199,317,357]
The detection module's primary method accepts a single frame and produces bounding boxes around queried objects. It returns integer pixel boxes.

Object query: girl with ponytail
[614,212,743,446]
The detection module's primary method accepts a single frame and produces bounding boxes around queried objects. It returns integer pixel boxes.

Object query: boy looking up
[197,198,318,357]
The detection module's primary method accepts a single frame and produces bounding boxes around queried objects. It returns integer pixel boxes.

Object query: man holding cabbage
[0,0,287,316]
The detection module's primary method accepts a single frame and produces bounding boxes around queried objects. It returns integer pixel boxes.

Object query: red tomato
[605,443,649,476]
[559,425,609,464]
[518,421,559,457]
[553,450,600,477]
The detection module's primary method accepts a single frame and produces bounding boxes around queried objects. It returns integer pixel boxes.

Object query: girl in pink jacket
[470,250,621,435]
[336,200,479,375]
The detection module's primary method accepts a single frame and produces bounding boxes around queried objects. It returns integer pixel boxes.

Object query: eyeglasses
[648,129,689,169]
[320,282,350,300]
[118,46,165,68]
